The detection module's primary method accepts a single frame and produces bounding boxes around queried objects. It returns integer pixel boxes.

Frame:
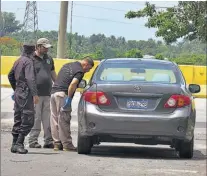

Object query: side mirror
[78,79,87,88]
[188,84,200,94]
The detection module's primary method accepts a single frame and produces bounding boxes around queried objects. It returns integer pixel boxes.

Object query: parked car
[77,58,201,158]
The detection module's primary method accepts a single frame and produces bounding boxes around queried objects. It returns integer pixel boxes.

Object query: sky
[2,1,178,41]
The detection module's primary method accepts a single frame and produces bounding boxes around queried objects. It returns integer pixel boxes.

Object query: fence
[1,56,206,98]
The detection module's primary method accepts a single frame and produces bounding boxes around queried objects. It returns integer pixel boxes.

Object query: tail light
[83,91,110,105]
[164,95,191,108]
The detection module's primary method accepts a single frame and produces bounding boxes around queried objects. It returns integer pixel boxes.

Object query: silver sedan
[77,58,201,159]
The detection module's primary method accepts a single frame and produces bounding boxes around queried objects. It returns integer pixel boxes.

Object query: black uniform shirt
[51,61,84,96]
[8,55,38,96]
[33,53,55,96]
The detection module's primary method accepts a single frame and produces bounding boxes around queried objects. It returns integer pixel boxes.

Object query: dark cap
[23,44,35,55]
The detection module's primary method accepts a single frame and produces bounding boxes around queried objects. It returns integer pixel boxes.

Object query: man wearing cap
[28,38,57,148]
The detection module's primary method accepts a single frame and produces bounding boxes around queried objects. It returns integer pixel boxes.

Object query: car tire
[178,137,194,159]
[77,134,92,154]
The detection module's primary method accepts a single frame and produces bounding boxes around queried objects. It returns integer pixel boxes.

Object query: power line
[116,1,147,5]
[17,2,177,16]
[73,3,127,12]
[17,2,177,27]
[117,1,177,8]
[29,9,136,25]
[73,3,171,12]
[72,14,133,25]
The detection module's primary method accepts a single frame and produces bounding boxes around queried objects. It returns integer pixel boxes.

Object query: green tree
[124,49,143,58]
[0,36,21,55]
[155,53,164,60]
[1,12,22,36]
[170,54,206,65]
[125,1,207,44]
[2,29,206,65]
[94,49,104,59]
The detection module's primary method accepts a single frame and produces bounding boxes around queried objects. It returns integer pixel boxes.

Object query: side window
[177,66,186,85]
[88,65,99,85]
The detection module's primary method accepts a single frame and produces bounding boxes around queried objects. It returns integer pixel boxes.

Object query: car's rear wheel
[178,137,194,159]
[77,134,92,154]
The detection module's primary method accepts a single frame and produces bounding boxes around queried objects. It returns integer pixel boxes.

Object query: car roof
[103,58,174,65]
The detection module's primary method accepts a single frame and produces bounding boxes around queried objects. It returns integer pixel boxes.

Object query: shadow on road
[89,145,206,160]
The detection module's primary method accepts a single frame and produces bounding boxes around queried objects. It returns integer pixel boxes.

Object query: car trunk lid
[96,83,182,114]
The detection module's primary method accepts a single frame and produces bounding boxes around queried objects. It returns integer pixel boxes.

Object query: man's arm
[62,72,84,109]
[51,70,57,82]
[68,72,84,98]
[50,58,57,82]
[8,65,16,91]
[24,60,38,96]
[68,78,80,98]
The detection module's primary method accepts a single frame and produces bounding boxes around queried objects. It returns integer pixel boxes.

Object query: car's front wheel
[77,134,92,154]
[178,137,194,159]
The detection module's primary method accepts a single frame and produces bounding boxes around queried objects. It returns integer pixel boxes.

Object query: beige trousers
[28,96,53,145]
[50,92,73,148]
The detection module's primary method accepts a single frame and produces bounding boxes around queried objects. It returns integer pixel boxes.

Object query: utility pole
[22,1,38,43]
[0,0,3,37]
[0,0,2,59]
[69,1,73,56]
[57,1,68,58]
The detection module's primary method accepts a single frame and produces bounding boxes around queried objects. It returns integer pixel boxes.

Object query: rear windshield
[96,62,180,84]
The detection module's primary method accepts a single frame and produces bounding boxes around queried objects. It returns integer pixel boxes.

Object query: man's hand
[33,96,39,104]
[62,96,72,110]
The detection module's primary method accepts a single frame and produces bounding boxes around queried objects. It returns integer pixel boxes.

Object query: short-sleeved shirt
[51,61,84,96]
[33,53,55,96]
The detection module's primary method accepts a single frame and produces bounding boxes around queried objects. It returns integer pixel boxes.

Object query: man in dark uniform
[50,56,94,151]
[8,43,39,154]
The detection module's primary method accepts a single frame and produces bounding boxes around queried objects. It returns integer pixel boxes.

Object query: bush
[124,49,143,58]
[170,54,206,65]
[155,53,164,60]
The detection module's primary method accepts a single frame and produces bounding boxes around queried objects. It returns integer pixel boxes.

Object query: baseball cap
[37,38,52,48]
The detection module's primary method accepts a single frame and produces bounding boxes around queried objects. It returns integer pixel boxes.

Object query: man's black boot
[11,135,18,153]
[14,134,28,154]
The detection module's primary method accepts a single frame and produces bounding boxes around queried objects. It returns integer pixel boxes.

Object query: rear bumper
[78,104,195,142]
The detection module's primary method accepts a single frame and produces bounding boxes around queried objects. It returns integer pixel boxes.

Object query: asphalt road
[1,88,206,176]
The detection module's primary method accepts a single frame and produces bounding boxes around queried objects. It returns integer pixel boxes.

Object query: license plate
[126,99,148,109]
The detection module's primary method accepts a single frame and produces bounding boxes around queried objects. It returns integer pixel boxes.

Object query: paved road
[1,88,206,176]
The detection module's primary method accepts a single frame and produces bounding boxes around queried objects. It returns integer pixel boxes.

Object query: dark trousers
[12,87,35,137]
